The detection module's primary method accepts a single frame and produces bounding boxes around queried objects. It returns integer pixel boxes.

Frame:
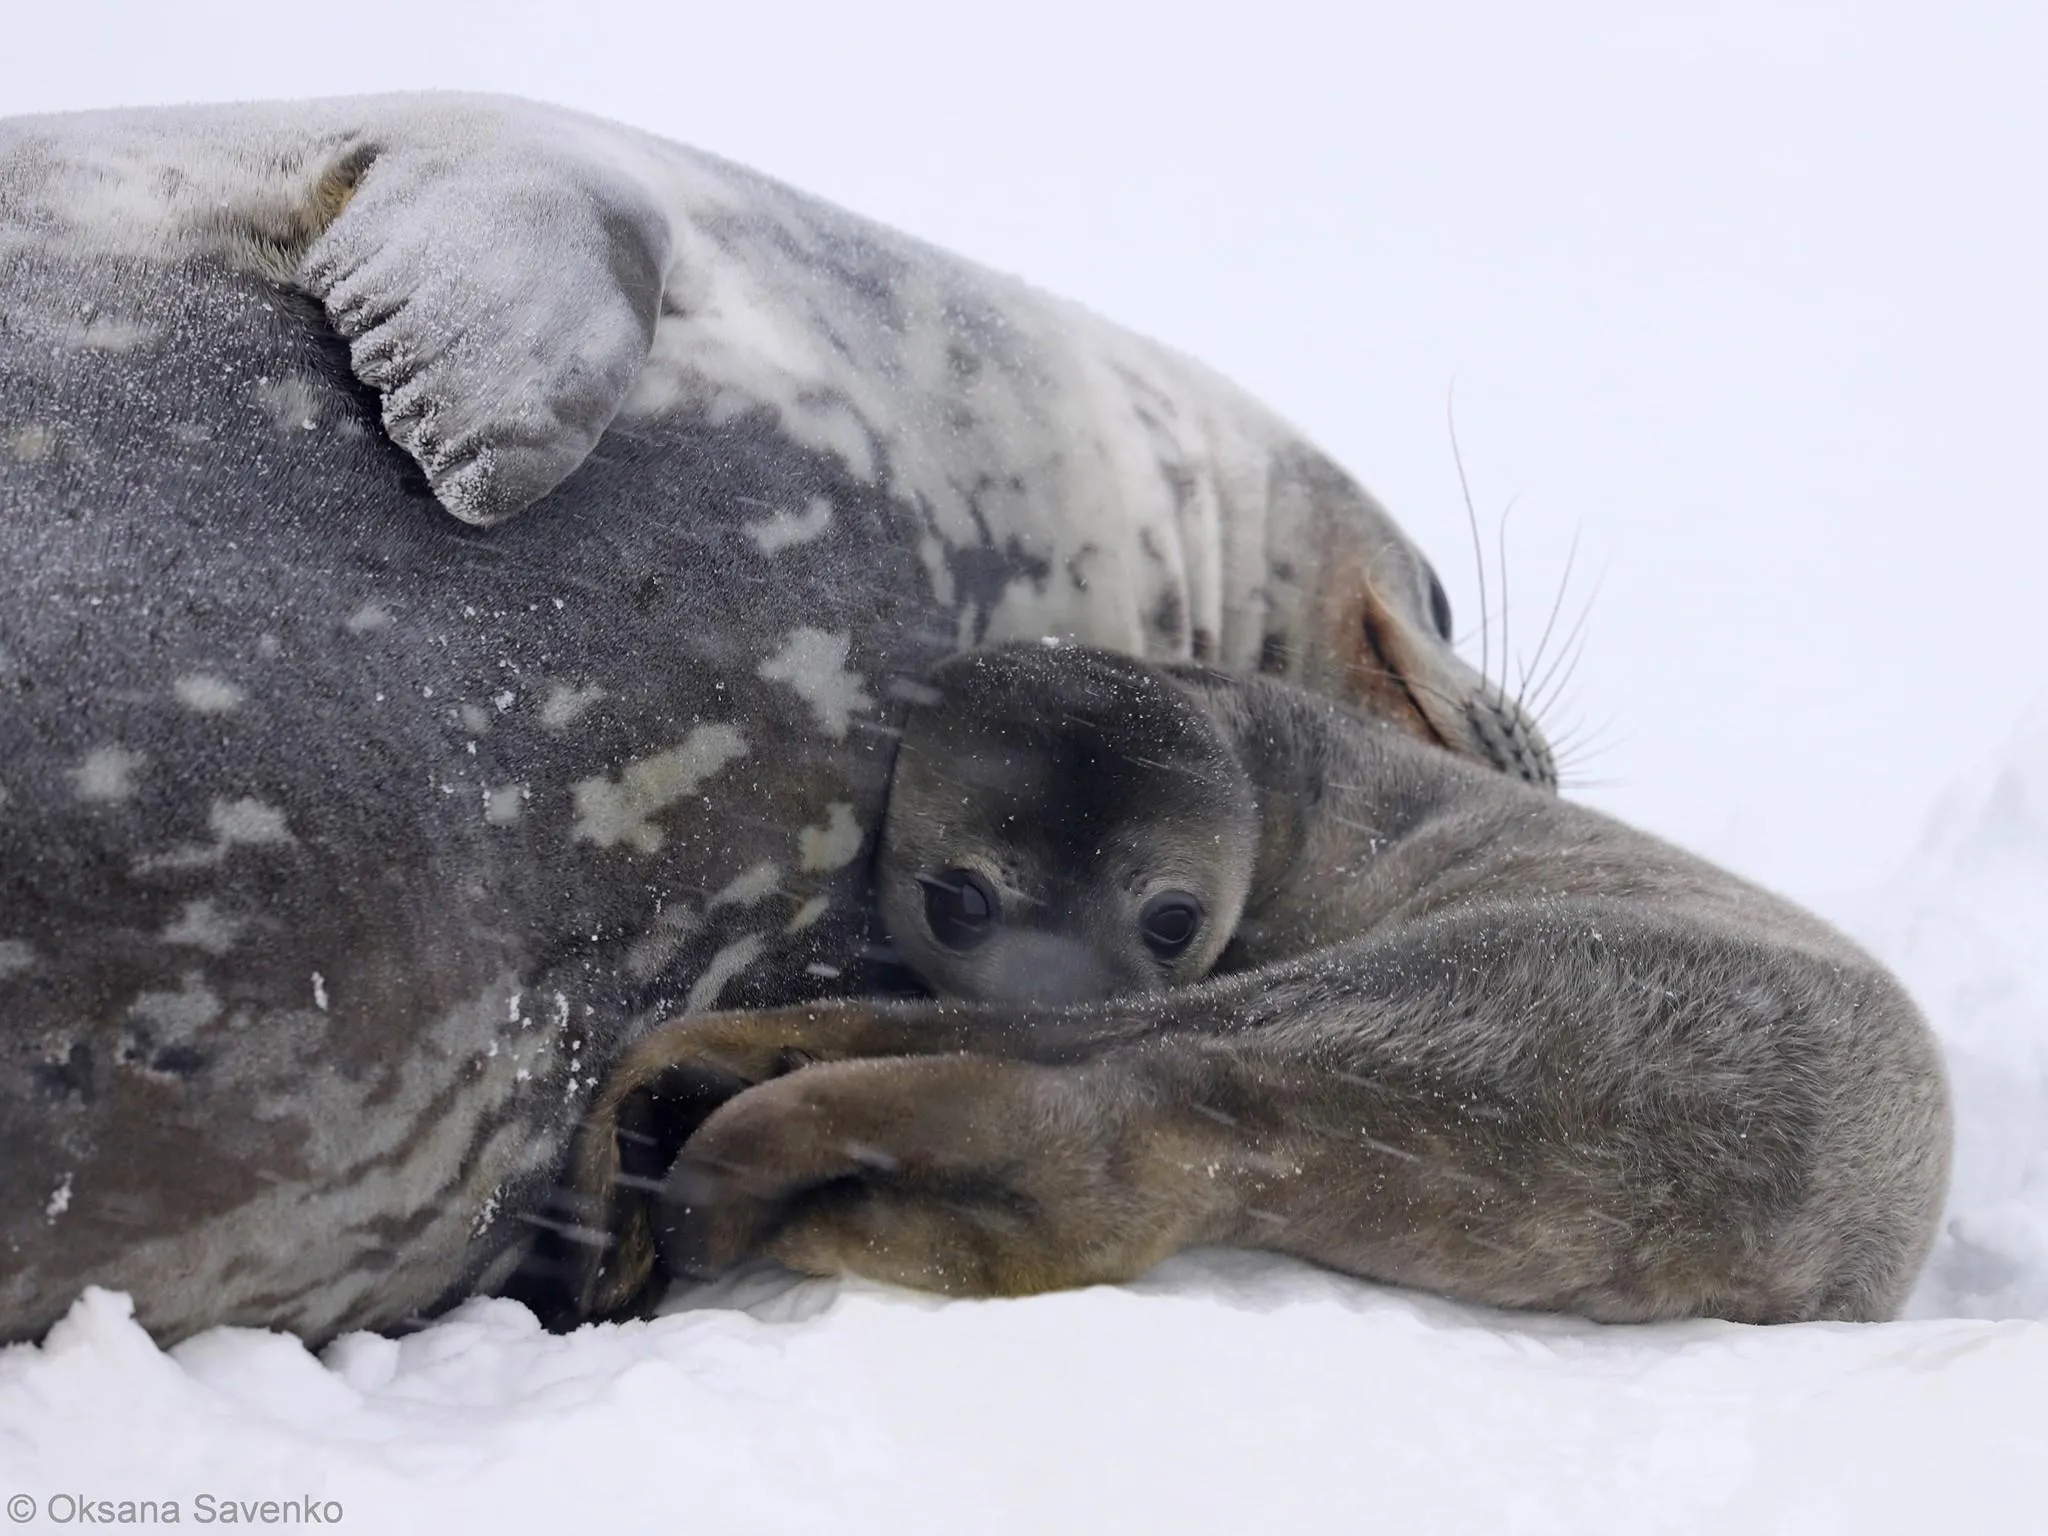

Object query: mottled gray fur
[0,96,1519,1343]
[580,646,1950,1323]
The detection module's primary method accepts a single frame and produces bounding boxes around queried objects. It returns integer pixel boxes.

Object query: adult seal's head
[880,646,1259,1003]
[1242,449,1558,794]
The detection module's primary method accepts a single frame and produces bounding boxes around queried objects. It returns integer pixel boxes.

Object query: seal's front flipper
[295,109,673,525]
[656,1053,1229,1296]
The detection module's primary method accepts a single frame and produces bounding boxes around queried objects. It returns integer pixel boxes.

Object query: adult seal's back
[0,95,1536,1343]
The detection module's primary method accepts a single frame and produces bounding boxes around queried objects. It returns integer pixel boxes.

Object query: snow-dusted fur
[2,706,2040,1528]
[579,648,1949,1323]
[0,95,1516,1343]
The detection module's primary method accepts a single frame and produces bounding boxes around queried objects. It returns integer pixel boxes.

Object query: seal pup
[572,643,1952,1325]
[0,95,1537,1344]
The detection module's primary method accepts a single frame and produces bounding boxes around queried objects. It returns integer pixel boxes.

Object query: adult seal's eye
[920,868,1001,951]
[1139,891,1204,960]
[1425,567,1455,642]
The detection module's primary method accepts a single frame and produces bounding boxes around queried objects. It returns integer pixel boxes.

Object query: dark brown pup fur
[568,646,1951,1325]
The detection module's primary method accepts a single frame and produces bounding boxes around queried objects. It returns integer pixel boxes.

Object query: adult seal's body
[577,646,1950,1324]
[0,96,1525,1344]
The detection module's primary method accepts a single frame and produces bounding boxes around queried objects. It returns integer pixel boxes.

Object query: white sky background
[5,1,2043,912]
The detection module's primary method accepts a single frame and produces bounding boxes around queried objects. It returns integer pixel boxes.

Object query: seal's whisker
[1549,732,1624,776]
[1515,525,1583,714]
[1548,756,1610,792]
[1448,388,1490,695]
[1493,493,1525,712]
[1438,403,1599,765]
[1524,576,1604,723]
[1553,758,1621,790]
[1529,632,1590,724]
[1552,714,1628,759]
[1529,629,1595,727]
[1544,712,1630,786]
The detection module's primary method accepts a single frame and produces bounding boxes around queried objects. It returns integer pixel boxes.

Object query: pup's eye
[1139,891,1204,960]
[919,869,1000,951]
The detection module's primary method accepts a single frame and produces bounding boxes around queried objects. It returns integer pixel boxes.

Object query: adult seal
[0,95,1531,1343]
[573,645,1951,1324]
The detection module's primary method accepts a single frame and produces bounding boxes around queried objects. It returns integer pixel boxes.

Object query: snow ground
[4,707,2044,1532]
[1874,699,2048,1324]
